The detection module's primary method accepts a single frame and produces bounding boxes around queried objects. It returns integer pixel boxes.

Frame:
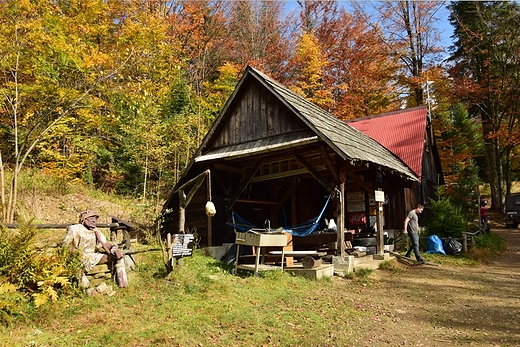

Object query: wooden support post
[123,228,130,250]
[110,224,118,243]
[376,201,384,255]
[166,233,173,271]
[284,233,294,266]
[206,171,212,247]
[337,183,345,258]
[178,189,186,233]
[177,189,187,269]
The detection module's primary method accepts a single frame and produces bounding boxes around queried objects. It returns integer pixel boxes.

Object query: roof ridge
[346,105,428,123]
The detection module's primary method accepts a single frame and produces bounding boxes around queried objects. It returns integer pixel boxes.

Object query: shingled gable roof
[346,106,428,179]
[188,66,418,182]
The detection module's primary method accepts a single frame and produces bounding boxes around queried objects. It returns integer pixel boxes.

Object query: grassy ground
[1,249,363,347]
[1,173,518,346]
[1,228,513,347]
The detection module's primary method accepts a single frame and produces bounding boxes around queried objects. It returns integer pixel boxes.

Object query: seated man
[62,210,128,288]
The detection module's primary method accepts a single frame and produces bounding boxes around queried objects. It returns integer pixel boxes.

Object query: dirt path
[334,223,520,346]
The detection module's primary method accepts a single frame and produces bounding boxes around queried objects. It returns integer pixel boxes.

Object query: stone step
[352,253,393,272]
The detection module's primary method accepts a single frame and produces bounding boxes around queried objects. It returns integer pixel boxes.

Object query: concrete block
[285,264,335,279]
[373,253,391,260]
[332,255,354,276]
[204,243,234,260]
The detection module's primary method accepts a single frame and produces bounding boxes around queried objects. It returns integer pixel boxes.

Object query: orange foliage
[288,4,401,119]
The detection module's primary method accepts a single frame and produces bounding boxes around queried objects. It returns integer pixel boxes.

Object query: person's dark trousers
[405,232,424,262]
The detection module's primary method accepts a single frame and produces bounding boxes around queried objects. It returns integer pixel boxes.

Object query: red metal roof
[346,106,428,179]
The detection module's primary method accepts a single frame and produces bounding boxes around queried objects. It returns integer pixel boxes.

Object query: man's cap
[80,210,99,222]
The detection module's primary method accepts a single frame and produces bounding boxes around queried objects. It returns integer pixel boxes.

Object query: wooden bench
[291,233,337,253]
[269,250,327,269]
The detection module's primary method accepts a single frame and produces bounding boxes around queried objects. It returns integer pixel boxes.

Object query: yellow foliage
[0,282,17,294]
[289,31,333,107]
[33,292,51,308]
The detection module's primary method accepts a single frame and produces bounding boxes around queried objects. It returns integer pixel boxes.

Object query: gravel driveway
[332,221,520,346]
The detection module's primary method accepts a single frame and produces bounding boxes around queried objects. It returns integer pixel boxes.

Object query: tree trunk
[143,153,148,202]
[483,130,504,213]
[0,151,5,222]
[504,147,512,198]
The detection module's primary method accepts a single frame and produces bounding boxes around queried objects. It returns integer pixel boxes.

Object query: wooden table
[233,230,288,276]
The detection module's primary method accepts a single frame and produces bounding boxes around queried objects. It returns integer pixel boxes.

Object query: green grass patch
[420,232,506,266]
[422,253,480,266]
[465,232,507,262]
[0,250,365,347]
[378,259,403,273]
[354,267,374,281]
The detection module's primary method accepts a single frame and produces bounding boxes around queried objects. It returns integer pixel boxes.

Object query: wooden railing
[3,215,136,250]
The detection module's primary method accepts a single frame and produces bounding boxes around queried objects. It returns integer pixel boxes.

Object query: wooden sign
[348,211,366,225]
[346,191,365,202]
[347,201,365,212]
[171,234,195,257]
[375,190,385,202]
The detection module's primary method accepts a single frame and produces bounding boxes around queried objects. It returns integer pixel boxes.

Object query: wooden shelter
[161,66,443,255]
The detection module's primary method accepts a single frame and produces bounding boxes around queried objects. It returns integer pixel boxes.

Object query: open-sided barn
[161,66,443,256]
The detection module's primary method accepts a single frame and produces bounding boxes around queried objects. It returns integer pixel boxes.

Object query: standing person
[62,210,128,288]
[480,200,488,226]
[403,204,425,264]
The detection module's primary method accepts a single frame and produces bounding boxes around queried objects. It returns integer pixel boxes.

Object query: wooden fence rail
[3,216,136,250]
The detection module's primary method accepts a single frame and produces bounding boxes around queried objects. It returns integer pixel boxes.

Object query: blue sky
[281,0,454,48]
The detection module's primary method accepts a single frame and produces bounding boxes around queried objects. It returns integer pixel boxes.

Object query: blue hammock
[227,196,331,237]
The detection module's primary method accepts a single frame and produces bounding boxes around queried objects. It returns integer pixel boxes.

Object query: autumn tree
[449,1,520,210]
[354,0,446,107]
[288,1,400,118]
[286,31,333,109]
[168,1,228,95]
[103,0,186,203]
[0,0,123,222]
[317,7,401,119]
[225,0,291,77]
[0,0,182,221]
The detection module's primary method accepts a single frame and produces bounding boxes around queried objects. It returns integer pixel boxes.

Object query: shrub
[425,192,468,238]
[474,232,507,254]
[0,281,26,327]
[466,233,507,262]
[0,224,83,314]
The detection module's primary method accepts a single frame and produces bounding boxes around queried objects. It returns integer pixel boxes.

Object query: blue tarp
[426,235,446,255]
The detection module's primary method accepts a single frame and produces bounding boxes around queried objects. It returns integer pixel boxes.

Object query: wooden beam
[347,171,374,193]
[292,153,335,195]
[320,144,339,182]
[227,161,263,210]
[181,176,205,210]
[5,222,118,229]
[387,251,440,266]
[274,177,300,213]
[174,169,210,194]
[212,162,244,175]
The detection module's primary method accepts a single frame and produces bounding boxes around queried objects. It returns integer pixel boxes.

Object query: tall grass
[3,169,160,242]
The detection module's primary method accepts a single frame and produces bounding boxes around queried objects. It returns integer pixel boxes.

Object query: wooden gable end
[212,79,308,148]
